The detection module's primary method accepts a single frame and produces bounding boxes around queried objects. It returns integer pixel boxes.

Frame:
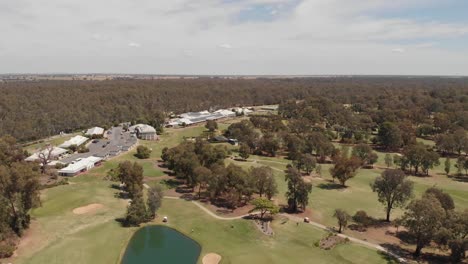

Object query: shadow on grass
[448,174,468,183]
[316,182,345,190]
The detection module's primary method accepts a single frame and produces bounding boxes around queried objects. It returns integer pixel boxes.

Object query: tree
[402,195,445,257]
[249,198,279,220]
[125,192,148,226]
[333,209,350,233]
[37,144,54,174]
[384,153,393,168]
[117,161,144,198]
[193,166,212,198]
[250,166,277,199]
[238,143,251,160]
[351,143,378,167]
[445,158,451,175]
[301,154,316,174]
[205,120,218,132]
[285,167,312,212]
[135,145,151,159]
[315,164,322,177]
[402,143,440,175]
[330,156,361,187]
[371,169,414,222]
[147,185,163,219]
[377,122,403,151]
[0,162,41,235]
[424,187,455,212]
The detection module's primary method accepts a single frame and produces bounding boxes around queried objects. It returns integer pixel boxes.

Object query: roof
[168,109,236,126]
[85,127,104,135]
[58,156,102,174]
[25,147,68,161]
[59,135,88,148]
[129,124,156,134]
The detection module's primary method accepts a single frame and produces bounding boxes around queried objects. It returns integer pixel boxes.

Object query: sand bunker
[202,253,222,264]
[73,203,104,215]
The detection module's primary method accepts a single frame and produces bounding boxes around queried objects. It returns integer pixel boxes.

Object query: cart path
[163,196,406,263]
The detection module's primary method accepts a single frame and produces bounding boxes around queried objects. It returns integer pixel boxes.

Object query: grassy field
[12,121,397,264]
[13,120,467,263]
[15,172,394,264]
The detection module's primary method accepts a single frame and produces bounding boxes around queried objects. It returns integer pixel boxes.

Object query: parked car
[92,139,99,143]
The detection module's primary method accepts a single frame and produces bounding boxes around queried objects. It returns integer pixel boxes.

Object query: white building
[59,135,88,148]
[129,124,158,140]
[25,147,68,162]
[85,127,104,136]
[167,108,237,127]
[58,156,103,176]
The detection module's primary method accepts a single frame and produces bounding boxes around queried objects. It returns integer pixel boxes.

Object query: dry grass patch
[72,203,105,215]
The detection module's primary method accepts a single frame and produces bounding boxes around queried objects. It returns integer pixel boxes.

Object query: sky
[1,0,468,75]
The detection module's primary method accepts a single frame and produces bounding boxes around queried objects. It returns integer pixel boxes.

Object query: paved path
[163,196,406,263]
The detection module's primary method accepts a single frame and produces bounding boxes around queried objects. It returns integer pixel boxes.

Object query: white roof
[58,156,102,174]
[129,124,156,134]
[85,127,104,136]
[59,135,88,148]
[215,109,236,116]
[25,147,68,161]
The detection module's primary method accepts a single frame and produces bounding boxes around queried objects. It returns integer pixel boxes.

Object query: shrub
[135,145,151,159]
[0,243,16,258]
[352,210,372,227]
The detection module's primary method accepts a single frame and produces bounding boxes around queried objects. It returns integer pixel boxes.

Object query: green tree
[250,166,277,199]
[147,185,163,219]
[371,169,414,222]
[424,187,455,212]
[377,122,403,151]
[193,166,212,198]
[351,143,378,167]
[444,158,451,175]
[205,120,218,132]
[402,195,445,257]
[249,197,279,220]
[125,192,148,226]
[384,153,393,168]
[333,209,350,233]
[330,156,361,187]
[285,167,312,212]
[238,143,251,161]
[135,145,151,159]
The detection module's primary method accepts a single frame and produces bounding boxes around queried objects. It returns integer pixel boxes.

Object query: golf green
[121,225,201,264]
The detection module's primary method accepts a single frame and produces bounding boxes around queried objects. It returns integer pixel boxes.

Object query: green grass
[16,172,393,264]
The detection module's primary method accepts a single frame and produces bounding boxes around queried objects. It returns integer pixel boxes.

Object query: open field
[11,119,467,264]
[13,172,394,264]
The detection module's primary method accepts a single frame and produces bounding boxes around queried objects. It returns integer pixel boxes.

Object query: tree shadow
[161,178,183,189]
[316,182,345,190]
[448,174,468,183]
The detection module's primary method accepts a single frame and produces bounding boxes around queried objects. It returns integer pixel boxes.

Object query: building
[58,156,103,176]
[167,108,238,127]
[25,147,68,162]
[129,124,158,140]
[59,135,89,148]
[85,127,104,137]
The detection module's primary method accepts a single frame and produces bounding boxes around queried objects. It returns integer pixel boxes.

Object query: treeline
[0,136,41,257]
[1,77,468,142]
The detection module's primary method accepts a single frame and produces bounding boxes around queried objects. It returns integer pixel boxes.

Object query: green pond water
[121,225,201,264]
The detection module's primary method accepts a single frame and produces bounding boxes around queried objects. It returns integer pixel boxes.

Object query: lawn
[13,121,466,264]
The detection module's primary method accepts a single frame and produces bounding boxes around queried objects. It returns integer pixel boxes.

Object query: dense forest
[0,77,467,142]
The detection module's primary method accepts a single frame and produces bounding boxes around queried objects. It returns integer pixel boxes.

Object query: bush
[352,210,373,227]
[0,243,16,258]
[135,145,151,159]
[77,145,89,153]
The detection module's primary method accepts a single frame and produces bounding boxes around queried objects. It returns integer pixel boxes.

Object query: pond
[121,225,201,264]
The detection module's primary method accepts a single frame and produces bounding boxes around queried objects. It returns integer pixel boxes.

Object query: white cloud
[128,42,141,48]
[218,43,233,49]
[0,0,467,75]
[392,48,405,53]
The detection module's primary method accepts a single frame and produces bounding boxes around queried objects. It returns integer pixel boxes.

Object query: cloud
[128,42,141,48]
[392,48,405,53]
[0,0,467,75]
[218,43,233,49]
